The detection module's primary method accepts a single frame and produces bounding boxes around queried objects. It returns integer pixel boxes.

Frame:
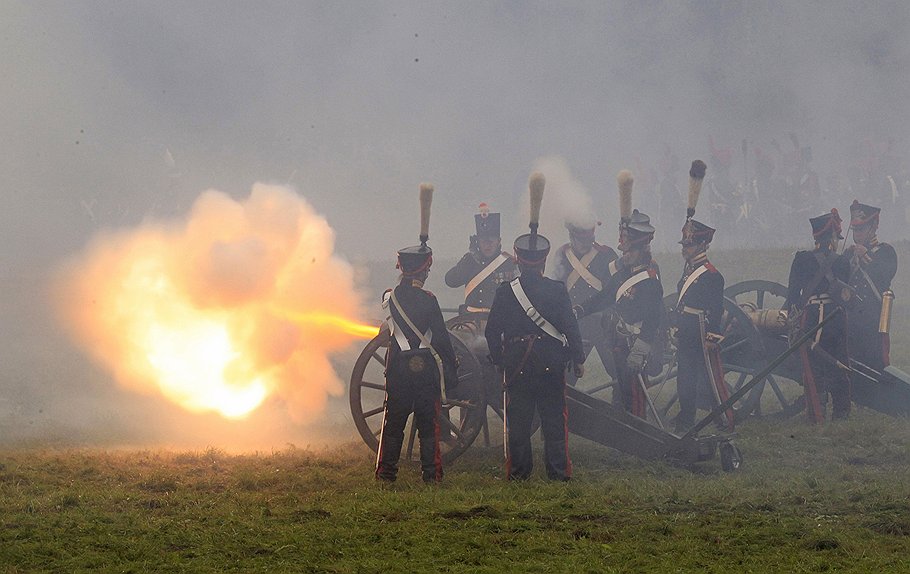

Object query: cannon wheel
[654,293,767,425]
[723,280,805,418]
[349,326,487,464]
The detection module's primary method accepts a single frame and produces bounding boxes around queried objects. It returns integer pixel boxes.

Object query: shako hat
[628,209,655,235]
[849,200,881,227]
[474,203,501,239]
[514,172,550,265]
[680,219,716,245]
[809,208,844,241]
[397,183,435,276]
[514,233,551,265]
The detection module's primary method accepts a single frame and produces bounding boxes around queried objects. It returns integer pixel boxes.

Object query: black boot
[375,436,403,482]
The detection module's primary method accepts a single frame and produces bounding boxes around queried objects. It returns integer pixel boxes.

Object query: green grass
[3,415,910,573]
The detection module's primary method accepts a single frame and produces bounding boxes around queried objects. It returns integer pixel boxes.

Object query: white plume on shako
[53,183,378,421]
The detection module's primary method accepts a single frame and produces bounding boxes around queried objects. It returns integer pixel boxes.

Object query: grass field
[2,243,909,572]
[3,415,910,573]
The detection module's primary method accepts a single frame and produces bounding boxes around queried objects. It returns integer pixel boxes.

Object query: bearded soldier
[785,209,852,422]
[485,173,585,481]
[673,160,731,433]
[376,183,458,483]
[845,200,898,371]
[445,203,518,314]
[575,171,664,419]
[550,216,619,385]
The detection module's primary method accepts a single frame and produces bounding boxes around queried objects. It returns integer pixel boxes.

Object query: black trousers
[609,338,649,418]
[566,313,616,386]
[848,311,886,372]
[376,373,442,482]
[676,341,711,430]
[505,371,571,481]
[803,302,851,419]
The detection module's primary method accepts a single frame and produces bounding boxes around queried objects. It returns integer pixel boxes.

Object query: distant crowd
[634,136,908,250]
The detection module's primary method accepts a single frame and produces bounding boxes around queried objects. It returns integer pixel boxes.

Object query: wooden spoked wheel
[349,326,487,464]
[722,280,804,419]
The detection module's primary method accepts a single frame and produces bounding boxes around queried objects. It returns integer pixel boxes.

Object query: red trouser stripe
[799,313,825,424]
[563,383,572,478]
[504,389,511,480]
[799,346,824,424]
[433,398,443,481]
[709,347,735,431]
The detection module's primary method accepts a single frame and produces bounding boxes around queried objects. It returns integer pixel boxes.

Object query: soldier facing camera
[445,203,517,314]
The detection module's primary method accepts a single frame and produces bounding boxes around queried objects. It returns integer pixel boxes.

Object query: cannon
[349,310,739,471]
[349,278,910,470]
[643,280,910,422]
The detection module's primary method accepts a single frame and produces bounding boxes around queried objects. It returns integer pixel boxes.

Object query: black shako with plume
[397,183,435,275]
[680,160,715,246]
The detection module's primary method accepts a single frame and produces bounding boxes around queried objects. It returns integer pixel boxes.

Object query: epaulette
[648,267,659,279]
[556,244,571,255]
[705,262,718,273]
[594,243,615,254]
[422,289,435,297]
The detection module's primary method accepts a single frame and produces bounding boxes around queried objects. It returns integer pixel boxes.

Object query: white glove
[626,339,651,374]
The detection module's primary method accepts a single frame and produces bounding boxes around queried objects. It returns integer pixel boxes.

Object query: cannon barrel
[746,308,788,334]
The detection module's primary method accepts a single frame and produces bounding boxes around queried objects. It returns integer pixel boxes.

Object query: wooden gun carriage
[348,280,909,472]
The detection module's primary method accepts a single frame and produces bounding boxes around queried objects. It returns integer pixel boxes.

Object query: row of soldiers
[375,163,897,483]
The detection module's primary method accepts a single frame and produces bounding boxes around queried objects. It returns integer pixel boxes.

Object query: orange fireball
[55,184,375,421]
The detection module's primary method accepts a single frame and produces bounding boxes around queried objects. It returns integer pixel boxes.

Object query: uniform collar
[684,252,708,273]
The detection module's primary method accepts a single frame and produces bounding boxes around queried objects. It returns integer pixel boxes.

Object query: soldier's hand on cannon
[573,362,585,378]
[626,339,651,374]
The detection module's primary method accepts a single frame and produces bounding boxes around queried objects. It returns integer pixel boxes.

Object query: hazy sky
[1,1,908,447]
[2,0,908,273]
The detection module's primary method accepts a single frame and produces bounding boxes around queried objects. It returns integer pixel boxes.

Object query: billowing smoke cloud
[53,184,374,422]
[530,156,605,236]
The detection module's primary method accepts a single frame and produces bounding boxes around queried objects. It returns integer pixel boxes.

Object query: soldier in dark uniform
[576,209,664,419]
[376,184,458,483]
[673,160,729,433]
[674,219,727,432]
[485,173,585,481]
[785,209,852,422]
[550,217,619,386]
[845,200,898,371]
[445,203,518,314]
